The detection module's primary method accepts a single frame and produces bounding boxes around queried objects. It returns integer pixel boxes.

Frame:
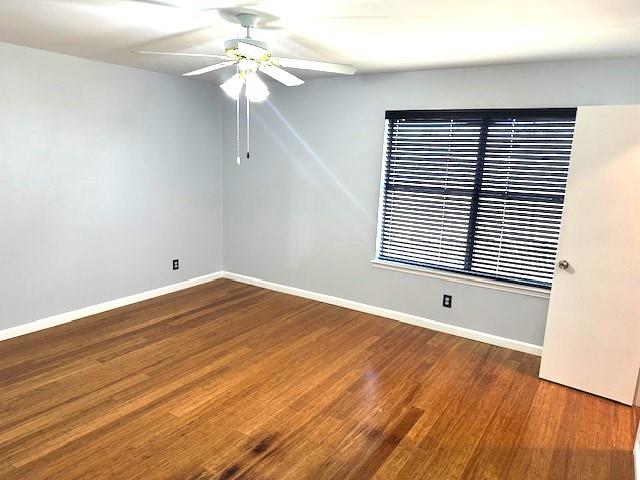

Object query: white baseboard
[222,271,543,356]
[0,272,224,342]
[0,269,543,356]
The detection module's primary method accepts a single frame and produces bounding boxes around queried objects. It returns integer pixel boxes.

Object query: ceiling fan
[134,13,356,101]
[134,12,356,164]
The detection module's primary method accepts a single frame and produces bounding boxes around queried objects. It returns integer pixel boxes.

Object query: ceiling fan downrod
[236,13,259,39]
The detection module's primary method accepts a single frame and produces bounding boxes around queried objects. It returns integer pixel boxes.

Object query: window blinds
[378,109,576,288]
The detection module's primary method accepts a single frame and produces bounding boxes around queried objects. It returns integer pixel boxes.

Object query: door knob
[558,259,570,270]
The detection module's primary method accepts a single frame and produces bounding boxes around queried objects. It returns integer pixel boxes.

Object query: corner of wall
[217,88,225,272]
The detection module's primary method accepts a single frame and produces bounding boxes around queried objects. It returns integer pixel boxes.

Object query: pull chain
[236,93,240,165]
[246,94,250,160]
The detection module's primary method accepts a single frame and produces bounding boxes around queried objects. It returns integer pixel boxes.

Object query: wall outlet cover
[443,294,452,308]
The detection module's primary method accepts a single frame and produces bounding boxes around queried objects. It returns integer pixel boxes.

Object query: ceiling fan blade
[131,0,258,9]
[273,57,356,75]
[183,60,237,76]
[259,65,304,86]
[236,40,270,60]
[133,50,229,60]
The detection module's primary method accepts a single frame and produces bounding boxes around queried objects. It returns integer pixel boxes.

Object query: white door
[539,105,640,405]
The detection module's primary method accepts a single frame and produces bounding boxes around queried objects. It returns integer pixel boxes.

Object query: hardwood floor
[0,279,637,479]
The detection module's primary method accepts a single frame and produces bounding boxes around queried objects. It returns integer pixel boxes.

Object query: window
[375,108,576,289]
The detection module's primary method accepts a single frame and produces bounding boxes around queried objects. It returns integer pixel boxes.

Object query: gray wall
[3,44,639,345]
[222,56,640,346]
[0,42,223,330]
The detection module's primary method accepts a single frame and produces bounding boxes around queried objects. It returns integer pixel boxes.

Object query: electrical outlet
[442,294,452,308]
[172,259,179,270]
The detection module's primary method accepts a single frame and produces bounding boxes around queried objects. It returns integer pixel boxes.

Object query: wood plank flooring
[0,279,638,479]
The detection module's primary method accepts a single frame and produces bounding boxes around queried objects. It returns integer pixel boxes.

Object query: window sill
[371,259,551,299]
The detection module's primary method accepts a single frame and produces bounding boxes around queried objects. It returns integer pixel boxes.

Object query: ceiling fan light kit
[245,72,269,102]
[135,12,356,164]
[220,72,244,100]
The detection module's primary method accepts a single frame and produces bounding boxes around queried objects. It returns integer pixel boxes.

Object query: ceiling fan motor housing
[225,38,269,59]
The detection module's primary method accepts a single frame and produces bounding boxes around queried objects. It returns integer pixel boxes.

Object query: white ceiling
[1,0,640,83]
